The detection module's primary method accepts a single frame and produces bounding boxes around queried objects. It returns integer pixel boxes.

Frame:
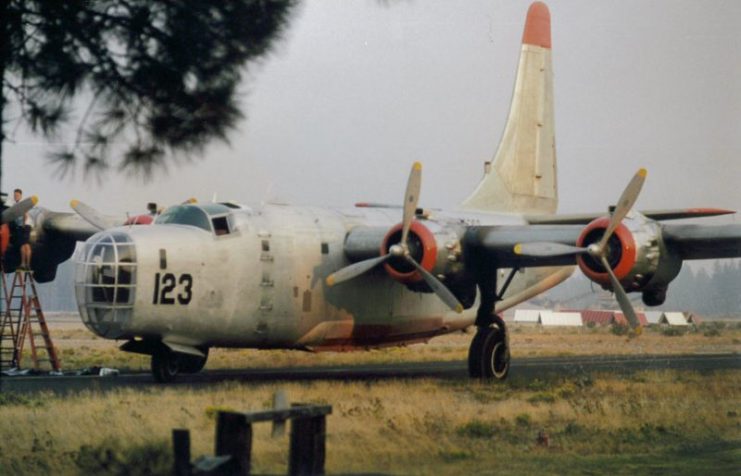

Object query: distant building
[581,310,616,326]
[514,309,541,325]
[660,312,689,326]
[644,311,663,325]
[686,313,704,325]
[580,309,647,326]
[613,311,648,327]
[541,311,582,327]
[513,309,583,327]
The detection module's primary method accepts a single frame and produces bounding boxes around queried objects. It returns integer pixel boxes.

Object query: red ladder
[2,270,61,371]
[0,266,19,369]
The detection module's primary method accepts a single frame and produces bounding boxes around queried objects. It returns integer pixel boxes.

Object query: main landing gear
[468,314,509,380]
[468,321,510,380]
[151,347,209,383]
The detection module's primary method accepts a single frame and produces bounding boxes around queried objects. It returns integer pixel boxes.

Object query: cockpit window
[155,205,212,232]
[212,216,229,236]
[155,203,236,236]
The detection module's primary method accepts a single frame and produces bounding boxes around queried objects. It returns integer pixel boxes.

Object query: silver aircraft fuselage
[74,203,567,351]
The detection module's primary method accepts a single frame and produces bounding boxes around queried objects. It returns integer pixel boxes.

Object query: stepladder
[0,269,61,372]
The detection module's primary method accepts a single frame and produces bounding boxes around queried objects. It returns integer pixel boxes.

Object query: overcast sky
[5,0,740,224]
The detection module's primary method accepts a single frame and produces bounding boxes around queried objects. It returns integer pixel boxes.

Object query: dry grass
[36,316,741,372]
[1,370,739,474]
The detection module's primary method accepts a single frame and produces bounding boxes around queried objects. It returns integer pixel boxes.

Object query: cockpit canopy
[155,203,235,235]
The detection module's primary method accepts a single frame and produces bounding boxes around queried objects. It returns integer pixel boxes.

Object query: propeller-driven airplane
[10,2,741,382]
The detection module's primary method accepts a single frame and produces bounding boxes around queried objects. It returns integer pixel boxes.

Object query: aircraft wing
[661,224,741,260]
[465,222,741,267]
[525,208,735,225]
[462,225,582,268]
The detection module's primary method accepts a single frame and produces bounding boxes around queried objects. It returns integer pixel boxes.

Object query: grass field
[1,316,739,474]
[0,370,738,475]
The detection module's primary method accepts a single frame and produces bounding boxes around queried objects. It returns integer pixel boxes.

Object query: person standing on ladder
[12,188,33,270]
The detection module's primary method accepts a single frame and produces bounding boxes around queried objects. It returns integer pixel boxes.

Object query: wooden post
[272,389,289,438]
[215,411,252,476]
[289,415,326,476]
[172,429,191,476]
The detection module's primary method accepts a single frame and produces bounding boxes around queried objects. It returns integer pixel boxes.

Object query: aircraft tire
[468,326,510,380]
[180,350,209,374]
[151,348,180,383]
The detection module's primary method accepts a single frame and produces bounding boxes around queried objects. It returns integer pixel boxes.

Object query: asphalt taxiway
[1,353,738,395]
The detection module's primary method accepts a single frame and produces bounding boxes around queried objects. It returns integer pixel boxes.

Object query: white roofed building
[514,309,541,324]
[660,312,689,326]
[541,311,583,327]
[513,310,583,327]
[644,311,663,325]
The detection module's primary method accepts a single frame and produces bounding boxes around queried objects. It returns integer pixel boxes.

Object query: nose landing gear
[150,346,209,383]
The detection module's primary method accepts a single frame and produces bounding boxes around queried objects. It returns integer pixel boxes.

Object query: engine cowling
[380,221,438,284]
[576,214,682,304]
[342,219,474,305]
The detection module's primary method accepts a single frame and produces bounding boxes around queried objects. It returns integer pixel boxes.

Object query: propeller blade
[70,199,113,230]
[514,242,588,258]
[598,168,647,251]
[325,254,391,287]
[600,256,641,330]
[1,196,38,224]
[401,162,422,246]
[406,257,463,313]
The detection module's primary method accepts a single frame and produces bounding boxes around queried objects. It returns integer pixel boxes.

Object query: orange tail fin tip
[522,2,551,49]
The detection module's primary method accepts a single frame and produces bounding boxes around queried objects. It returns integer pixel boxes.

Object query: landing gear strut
[466,263,510,380]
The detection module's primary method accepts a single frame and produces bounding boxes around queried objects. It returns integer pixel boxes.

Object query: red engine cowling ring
[575,217,636,287]
[0,224,8,256]
[380,221,437,284]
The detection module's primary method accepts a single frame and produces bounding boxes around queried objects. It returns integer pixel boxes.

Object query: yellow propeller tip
[455,305,464,314]
[325,276,335,287]
[638,168,647,178]
[70,199,79,208]
[30,195,39,205]
[513,244,523,255]
[413,162,422,171]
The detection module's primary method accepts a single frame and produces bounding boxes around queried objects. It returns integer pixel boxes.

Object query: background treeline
[533,260,741,317]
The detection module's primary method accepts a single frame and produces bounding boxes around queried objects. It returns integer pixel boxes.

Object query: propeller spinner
[326,162,463,313]
[514,168,648,329]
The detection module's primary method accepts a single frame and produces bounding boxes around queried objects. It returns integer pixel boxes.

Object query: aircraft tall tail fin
[461,2,557,214]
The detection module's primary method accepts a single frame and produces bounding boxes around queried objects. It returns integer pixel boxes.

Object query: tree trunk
[0,0,9,202]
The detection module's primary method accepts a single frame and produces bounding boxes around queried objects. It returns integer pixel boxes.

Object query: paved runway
[1,353,738,395]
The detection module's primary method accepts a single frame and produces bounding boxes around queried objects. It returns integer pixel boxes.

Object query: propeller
[326,162,463,313]
[70,199,115,230]
[2,196,38,224]
[514,168,647,329]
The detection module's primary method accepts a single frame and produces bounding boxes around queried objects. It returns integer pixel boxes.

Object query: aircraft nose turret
[74,230,137,339]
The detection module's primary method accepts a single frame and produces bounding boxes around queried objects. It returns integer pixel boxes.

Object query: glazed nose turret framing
[75,231,137,339]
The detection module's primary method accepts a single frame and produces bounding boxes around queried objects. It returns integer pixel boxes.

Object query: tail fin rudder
[461,2,557,215]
